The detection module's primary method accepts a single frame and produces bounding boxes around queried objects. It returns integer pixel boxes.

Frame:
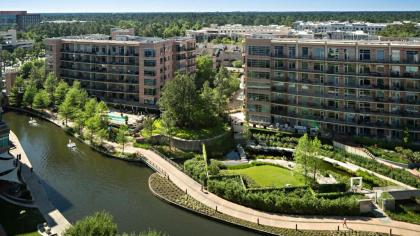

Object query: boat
[67,139,76,149]
[28,117,39,126]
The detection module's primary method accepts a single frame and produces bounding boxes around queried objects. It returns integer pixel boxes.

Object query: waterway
[4,111,258,236]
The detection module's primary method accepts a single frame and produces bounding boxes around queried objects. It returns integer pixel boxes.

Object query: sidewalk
[136,147,420,235]
[9,132,71,236]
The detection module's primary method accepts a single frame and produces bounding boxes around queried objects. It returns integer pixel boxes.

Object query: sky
[2,0,420,13]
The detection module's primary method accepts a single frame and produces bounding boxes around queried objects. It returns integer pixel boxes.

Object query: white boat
[28,117,39,126]
[67,139,76,149]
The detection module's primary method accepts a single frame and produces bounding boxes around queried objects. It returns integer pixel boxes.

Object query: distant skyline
[2,0,420,13]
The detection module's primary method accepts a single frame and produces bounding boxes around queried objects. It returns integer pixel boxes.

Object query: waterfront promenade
[9,131,71,236]
[135,147,420,236]
[16,110,420,235]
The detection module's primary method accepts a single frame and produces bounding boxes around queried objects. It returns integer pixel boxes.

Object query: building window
[359,49,371,61]
[301,47,309,58]
[247,71,270,80]
[327,48,339,60]
[313,48,324,59]
[406,51,419,63]
[274,46,284,57]
[247,59,270,68]
[392,50,400,62]
[288,46,296,58]
[248,46,270,56]
[144,49,156,57]
[375,49,385,62]
[144,60,156,67]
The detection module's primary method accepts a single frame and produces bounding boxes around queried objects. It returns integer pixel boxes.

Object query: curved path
[136,147,420,236]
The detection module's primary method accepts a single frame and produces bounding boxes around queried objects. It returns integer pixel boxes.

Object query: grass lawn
[142,119,229,140]
[225,165,306,187]
[0,198,45,235]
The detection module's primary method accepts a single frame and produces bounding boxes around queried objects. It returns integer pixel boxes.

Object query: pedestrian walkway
[9,132,71,236]
[136,147,420,236]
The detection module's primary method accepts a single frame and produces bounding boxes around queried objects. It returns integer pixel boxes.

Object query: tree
[232,60,243,68]
[32,90,51,109]
[1,50,12,71]
[64,211,117,236]
[8,76,25,107]
[54,80,69,106]
[403,127,410,146]
[97,128,109,146]
[142,116,154,136]
[195,55,214,89]
[13,47,26,63]
[19,61,34,80]
[22,80,37,108]
[58,96,74,126]
[29,66,45,89]
[44,72,58,101]
[73,109,86,135]
[158,73,199,129]
[309,136,321,181]
[86,115,101,144]
[84,98,98,118]
[294,133,311,184]
[116,125,129,154]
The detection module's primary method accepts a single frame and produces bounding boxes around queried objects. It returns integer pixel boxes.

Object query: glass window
[376,49,385,62]
[144,60,156,67]
[144,49,156,57]
[313,48,324,59]
[274,46,284,57]
[359,49,371,61]
[248,46,270,56]
[288,46,296,58]
[247,59,270,68]
[327,48,339,60]
[406,51,419,63]
[392,50,400,62]
[301,47,309,58]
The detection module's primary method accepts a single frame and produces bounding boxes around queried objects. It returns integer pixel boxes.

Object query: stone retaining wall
[148,128,232,152]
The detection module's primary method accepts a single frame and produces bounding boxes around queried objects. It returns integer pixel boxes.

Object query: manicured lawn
[142,119,229,140]
[225,165,306,187]
[0,198,44,235]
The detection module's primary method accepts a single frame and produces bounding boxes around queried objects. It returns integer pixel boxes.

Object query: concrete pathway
[9,132,71,236]
[135,148,420,236]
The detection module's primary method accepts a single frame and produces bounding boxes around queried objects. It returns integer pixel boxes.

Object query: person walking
[343,218,348,228]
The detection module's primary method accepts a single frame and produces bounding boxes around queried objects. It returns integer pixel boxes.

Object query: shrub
[64,211,117,236]
[207,177,360,216]
[313,183,347,193]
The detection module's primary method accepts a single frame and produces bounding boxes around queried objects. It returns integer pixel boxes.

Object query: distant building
[45,33,196,111]
[187,24,291,42]
[0,11,41,30]
[292,21,389,35]
[196,43,242,69]
[111,28,135,40]
[0,29,33,51]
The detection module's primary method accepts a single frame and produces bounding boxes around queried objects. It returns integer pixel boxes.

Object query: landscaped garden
[223,164,305,188]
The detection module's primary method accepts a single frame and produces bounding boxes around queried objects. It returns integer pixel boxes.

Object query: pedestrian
[343,218,347,228]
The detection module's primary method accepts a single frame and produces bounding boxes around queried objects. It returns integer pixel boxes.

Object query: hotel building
[45,34,195,111]
[245,37,420,141]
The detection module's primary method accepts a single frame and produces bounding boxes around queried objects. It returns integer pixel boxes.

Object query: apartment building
[245,37,420,141]
[45,34,195,111]
[187,24,291,42]
[0,11,41,30]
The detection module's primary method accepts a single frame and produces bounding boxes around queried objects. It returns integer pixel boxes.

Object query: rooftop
[49,34,194,44]
[247,36,420,46]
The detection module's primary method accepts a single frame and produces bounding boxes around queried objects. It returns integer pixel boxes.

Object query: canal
[4,111,258,236]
